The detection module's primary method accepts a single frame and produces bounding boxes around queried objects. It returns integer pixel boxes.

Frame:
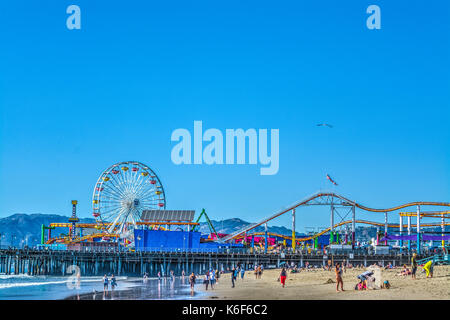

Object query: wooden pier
[0,249,416,277]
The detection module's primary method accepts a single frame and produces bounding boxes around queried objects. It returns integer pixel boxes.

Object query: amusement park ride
[41,161,450,255]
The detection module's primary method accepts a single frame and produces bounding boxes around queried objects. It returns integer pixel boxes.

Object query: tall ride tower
[69,200,79,240]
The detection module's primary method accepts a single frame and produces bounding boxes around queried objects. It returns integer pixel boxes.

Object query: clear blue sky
[0,1,449,231]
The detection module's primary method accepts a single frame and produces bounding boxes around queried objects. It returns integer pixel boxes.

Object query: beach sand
[198,266,450,300]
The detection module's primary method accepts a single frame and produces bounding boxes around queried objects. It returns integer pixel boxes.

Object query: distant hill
[0,214,95,247]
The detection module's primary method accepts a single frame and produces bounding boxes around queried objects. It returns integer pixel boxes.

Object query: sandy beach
[198,266,450,300]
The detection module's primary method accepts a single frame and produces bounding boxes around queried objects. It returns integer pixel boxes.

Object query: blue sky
[0,1,449,231]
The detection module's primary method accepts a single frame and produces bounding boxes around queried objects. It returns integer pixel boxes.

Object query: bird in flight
[317,123,333,128]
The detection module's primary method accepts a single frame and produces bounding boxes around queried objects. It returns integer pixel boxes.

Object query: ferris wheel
[92,161,166,235]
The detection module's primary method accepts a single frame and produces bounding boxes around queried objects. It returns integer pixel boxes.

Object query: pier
[0,248,418,277]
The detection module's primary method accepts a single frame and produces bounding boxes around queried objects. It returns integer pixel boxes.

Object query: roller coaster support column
[416,205,421,254]
[292,209,296,252]
[330,204,334,244]
[407,216,411,251]
[384,212,388,246]
[251,235,254,253]
[351,206,356,248]
[442,215,445,250]
[264,223,268,254]
[399,215,403,253]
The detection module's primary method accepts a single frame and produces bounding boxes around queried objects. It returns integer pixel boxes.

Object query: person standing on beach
[215,269,220,284]
[411,253,418,280]
[279,268,287,288]
[240,267,245,281]
[103,274,109,294]
[335,263,344,292]
[157,271,162,281]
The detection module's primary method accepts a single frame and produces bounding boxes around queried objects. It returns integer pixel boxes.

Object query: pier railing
[0,247,422,277]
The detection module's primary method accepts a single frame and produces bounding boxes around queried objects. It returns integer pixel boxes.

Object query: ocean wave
[0,276,128,289]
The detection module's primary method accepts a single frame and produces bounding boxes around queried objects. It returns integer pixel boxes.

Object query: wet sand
[198,266,450,300]
[66,277,205,300]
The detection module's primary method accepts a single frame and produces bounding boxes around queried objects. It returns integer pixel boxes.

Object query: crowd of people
[130,253,437,296]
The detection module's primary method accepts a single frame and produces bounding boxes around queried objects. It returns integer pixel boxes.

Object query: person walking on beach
[111,274,117,291]
[204,271,210,290]
[279,268,287,288]
[240,267,245,281]
[189,272,196,292]
[231,267,237,288]
[157,271,162,281]
[335,263,344,292]
[103,274,109,294]
[411,253,418,280]
[210,270,216,290]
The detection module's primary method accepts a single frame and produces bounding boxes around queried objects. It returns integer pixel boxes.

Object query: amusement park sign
[171,121,279,175]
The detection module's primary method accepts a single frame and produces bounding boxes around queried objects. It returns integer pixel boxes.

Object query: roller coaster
[222,192,450,251]
[234,220,450,243]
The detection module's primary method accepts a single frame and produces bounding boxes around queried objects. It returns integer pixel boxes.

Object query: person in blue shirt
[103,274,109,294]
[231,267,236,288]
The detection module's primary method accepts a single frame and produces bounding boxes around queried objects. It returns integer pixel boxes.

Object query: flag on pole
[326,174,338,186]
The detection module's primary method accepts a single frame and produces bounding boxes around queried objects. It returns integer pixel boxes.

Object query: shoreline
[64,277,207,300]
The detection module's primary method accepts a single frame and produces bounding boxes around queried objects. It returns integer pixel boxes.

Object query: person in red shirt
[279,268,287,288]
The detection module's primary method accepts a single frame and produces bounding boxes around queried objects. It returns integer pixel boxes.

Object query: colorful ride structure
[221,192,450,254]
[41,161,199,249]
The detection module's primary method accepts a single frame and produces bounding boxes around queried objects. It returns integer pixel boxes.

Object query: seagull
[317,123,333,128]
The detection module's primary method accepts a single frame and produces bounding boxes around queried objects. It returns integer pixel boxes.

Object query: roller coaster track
[221,192,450,242]
[233,220,450,242]
[45,233,120,244]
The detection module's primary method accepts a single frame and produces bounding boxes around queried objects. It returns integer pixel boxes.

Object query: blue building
[134,229,201,251]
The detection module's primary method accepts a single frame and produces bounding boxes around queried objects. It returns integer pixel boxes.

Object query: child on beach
[397,265,411,276]
[279,268,287,288]
[411,253,418,279]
